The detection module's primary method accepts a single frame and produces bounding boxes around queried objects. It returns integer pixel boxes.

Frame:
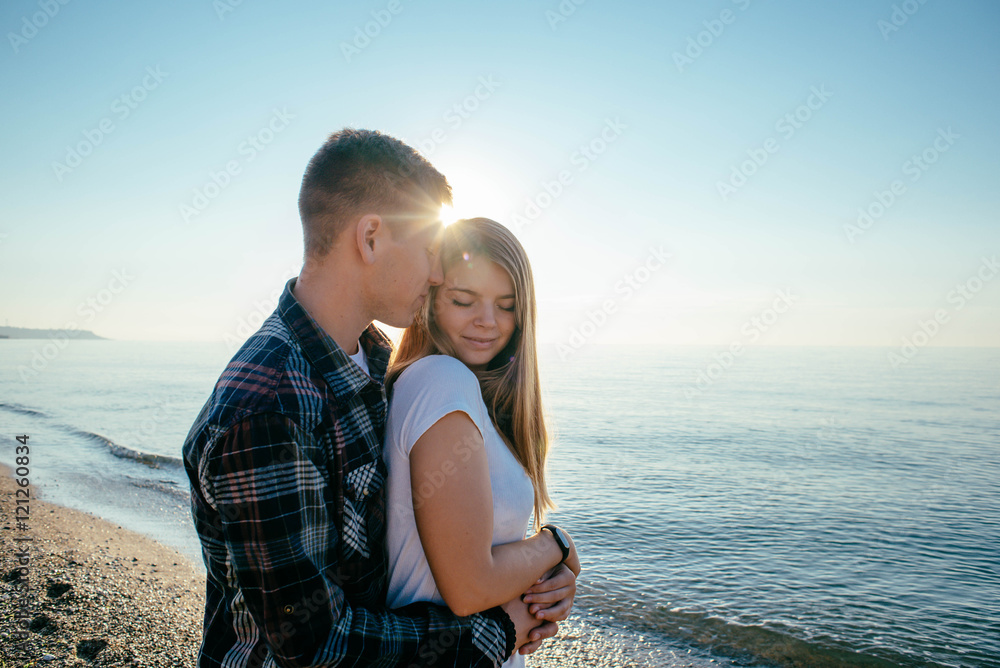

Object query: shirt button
[283,605,294,614]
[362,488,369,497]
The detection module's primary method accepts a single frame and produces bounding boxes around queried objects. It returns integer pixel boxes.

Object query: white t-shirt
[384,355,533,667]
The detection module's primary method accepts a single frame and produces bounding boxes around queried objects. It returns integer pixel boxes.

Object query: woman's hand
[521,562,577,623]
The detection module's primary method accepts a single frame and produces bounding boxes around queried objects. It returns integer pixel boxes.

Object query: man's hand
[518,620,558,656]
[523,563,577,622]
[500,596,559,655]
[500,534,580,657]
[515,563,578,655]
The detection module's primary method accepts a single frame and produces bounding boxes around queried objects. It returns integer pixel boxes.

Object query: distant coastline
[0,326,106,340]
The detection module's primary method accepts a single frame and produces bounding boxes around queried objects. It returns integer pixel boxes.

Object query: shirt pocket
[345,458,385,502]
[340,458,386,559]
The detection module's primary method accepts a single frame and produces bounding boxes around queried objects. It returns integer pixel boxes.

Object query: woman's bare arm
[409,410,574,617]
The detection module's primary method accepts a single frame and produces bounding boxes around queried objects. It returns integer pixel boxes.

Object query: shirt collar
[277,278,393,401]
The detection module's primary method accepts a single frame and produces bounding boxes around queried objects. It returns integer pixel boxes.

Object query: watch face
[546,525,567,549]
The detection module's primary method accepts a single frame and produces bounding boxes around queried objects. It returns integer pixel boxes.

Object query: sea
[1,340,997,667]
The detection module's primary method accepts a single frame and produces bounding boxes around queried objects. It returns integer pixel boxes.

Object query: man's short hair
[297,128,452,259]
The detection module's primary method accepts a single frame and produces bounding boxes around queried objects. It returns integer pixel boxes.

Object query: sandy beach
[0,462,204,667]
[1,463,672,668]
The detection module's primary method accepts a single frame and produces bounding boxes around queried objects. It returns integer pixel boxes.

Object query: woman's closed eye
[451,299,515,312]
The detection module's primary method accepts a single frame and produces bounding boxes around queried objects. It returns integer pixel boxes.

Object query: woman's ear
[356,214,383,265]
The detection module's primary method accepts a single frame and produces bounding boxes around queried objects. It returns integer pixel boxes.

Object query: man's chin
[379,312,417,330]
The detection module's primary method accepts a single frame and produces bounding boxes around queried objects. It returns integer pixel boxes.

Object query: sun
[439,197,483,228]
[433,159,513,229]
[440,204,461,227]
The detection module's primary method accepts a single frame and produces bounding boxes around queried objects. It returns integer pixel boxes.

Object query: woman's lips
[462,336,497,350]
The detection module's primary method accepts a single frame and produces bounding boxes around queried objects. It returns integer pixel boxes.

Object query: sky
[1,0,998,349]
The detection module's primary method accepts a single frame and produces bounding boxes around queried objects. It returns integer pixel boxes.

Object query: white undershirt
[348,340,369,376]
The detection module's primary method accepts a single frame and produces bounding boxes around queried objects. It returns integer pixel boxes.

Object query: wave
[642,607,943,668]
[0,401,49,418]
[0,399,185,471]
[124,474,189,499]
[72,429,184,470]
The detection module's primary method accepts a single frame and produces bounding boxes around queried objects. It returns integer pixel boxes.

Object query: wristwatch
[541,524,570,563]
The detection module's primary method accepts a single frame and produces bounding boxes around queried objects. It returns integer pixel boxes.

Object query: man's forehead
[388,210,443,239]
[417,216,444,241]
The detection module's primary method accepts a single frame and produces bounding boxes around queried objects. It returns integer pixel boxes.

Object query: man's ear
[355,214,384,265]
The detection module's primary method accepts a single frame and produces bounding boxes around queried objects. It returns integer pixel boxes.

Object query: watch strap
[541,524,570,563]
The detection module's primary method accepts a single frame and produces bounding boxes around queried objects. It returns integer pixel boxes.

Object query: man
[182,128,574,667]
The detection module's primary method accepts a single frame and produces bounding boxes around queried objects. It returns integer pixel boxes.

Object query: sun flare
[440,204,461,227]
[433,161,512,230]
[439,199,481,228]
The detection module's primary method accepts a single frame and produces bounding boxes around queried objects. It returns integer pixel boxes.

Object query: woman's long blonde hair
[387,217,553,527]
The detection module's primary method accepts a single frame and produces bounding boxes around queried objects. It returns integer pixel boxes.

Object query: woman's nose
[475,305,497,327]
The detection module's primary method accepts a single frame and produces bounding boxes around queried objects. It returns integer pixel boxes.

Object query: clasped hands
[502,534,581,656]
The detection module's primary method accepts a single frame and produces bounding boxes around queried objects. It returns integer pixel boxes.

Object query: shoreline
[1,463,678,667]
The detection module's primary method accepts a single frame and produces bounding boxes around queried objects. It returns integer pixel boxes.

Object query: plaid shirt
[183,278,514,668]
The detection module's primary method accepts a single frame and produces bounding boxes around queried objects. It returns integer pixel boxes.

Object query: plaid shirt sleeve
[202,410,515,668]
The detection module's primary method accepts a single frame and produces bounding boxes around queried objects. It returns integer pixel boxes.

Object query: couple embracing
[182,128,581,667]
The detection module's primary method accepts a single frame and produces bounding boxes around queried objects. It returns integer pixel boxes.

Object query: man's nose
[428,256,444,286]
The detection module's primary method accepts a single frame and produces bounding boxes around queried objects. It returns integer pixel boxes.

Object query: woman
[384,217,580,663]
